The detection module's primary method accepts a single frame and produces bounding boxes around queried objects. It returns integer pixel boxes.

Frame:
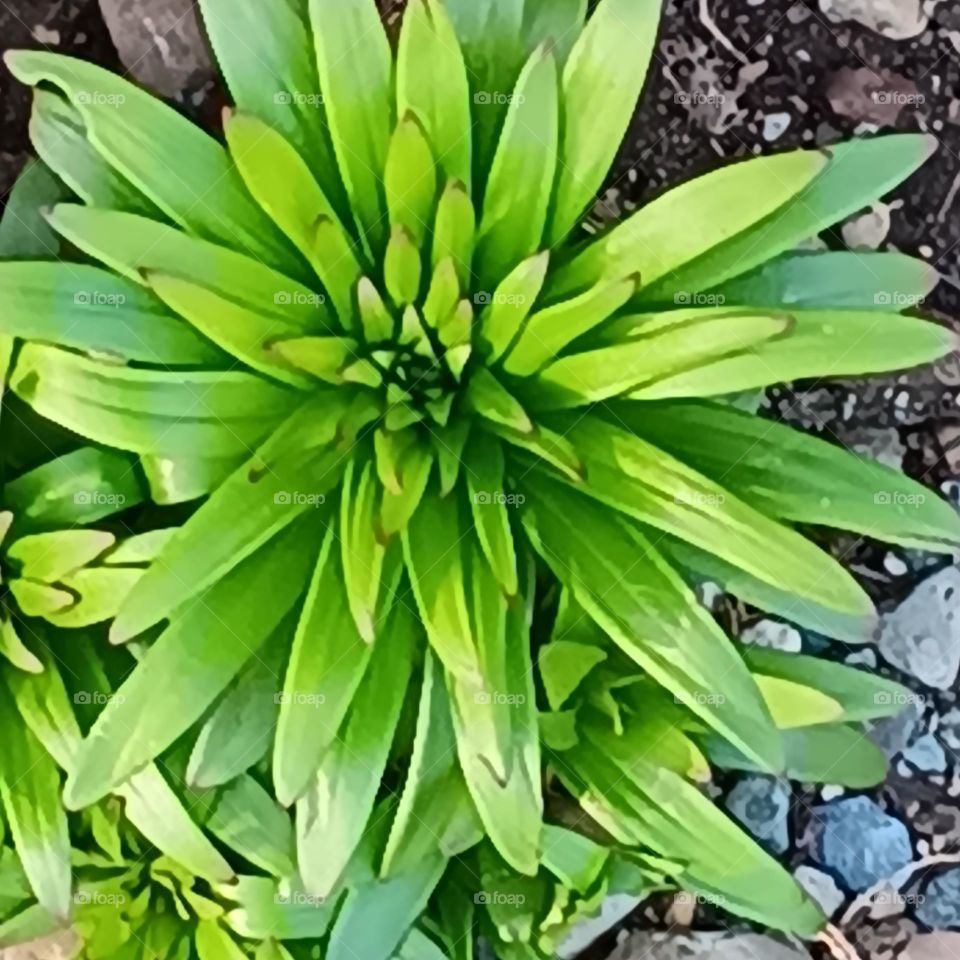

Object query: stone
[818,0,927,40]
[811,797,913,892]
[762,112,791,141]
[740,619,802,653]
[794,865,845,918]
[901,734,948,775]
[878,566,960,691]
[558,894,641,959]
[916,870,960,930]
[868,701,924,759]
[605,933,808,960]
[97,0,213,98]
[725,776,791,854]
[906,934,960,959]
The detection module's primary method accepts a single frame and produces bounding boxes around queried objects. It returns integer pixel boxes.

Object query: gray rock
[901,734,948,775]
[868,701,925,759]
[878,567,960,691]
[906,934,960,959]
[794,865,845,918]
[740,619,802,653]
[762,112,791,141]
[916,870,960,930]
[558,894,642,959]
[725,776,790,854]
[605,933,807,960]
[811,797,913,892]
[98,0,213,98]
[818,0,927,39]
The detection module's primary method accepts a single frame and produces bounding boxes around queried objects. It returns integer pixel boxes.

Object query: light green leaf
[197,0,349,221]
[42,567,143,629]
[275,529,371,807]
[385,227,424,306]
[481,420,584,482]
[297,599,415,897]
[548,0,663,244]
[206,776,295,878]
[756,677,844,729]
[111,398,346,644]
[532,309,788,407]
[8,530,114,583]
[465,368,533,433]
[6,50,298,273]
[479,252,549,363]
[64,515,323,809]
[29,89,155,214]
[538,641,607,710]
[394,929,450,960]
[398,0,472,188]
[385,118,438,249]
[627,309,956,400]
[540,824,608,893]
[619,400,960,552]
[523,0,587,62]
[475,45,557,290]
[46,204,327,330]
[141,453,241,507]
[431,183,476,287]
[308,0,393,255]
[551,149,828,300]
[520,472,782,771]
[0,694,70,919]
[0,620,42,674]
[0,262,221,365]
[195,920,248,960]
[341,458,386,642]
[403,491,482,684]
[503,276,637,377]
[713,251,939,311]
[381,440,434,537]
[464,434,519,596]
[382,652,482,877]
[646,134,937,300]
[218,876,333,941]
[554,413,874,619]
[187,620,290,789]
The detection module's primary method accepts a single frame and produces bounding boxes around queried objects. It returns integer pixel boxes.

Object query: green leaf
[12,343,295,458]
[712,251,939,311]
[475,45,557,290]
[218,876,333,941]
[385,228,424,306]
[187,620,290,789]
[206,776,295,878]
[431,183,476,287]
[522,0,587,62]
[28,89,155,214]
[538,641,607,710]
[756,677,844,729]
[145,272,313,388]
[531,309,788,407]
[481,420,584,482]
[195,920,248,960]
[520,472,782,771]
[141,453,241,507]
[382,652,483,877]
[555,413,873,619]
[341,458,387,642]
[744,648,912,723]
[465,368,533,433]
[479,252,549,363]
[547,0,663,244]
[5,50,299,273]
[224,113,361,328]
[398,0,472,188]
[385,118,438,249]
[550,149,828,300]
[111,398,347,643]
[46,204,327,330]
[540,824,608,893]
[645,134,938,300]
[0,620,42,674]
[446,554,542,875]
[627,309,956,400]
[0,158,68,259]
[308,0,393,255]
[619,399,960,552]
[403,491,482,684]
[7,530,114,582]
[381,441,434,537]
[275,529,371,807]
[395,930,450,960]
[327,856,447,960]
[0,694,70,919]
[464,434,518,596]
[297,599,415,897]
[38,567,143,629]
[197,0,349,222]
[64,515,323,809]
[503,277,638,377]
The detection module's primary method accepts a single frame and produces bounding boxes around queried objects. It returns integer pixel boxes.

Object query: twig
[817,924,862,960]
[698,0,749,63]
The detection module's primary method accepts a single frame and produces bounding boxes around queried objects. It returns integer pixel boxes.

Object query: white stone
[818,0,927,39]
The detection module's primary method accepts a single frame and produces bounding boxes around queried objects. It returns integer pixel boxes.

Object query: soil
[2,2,960,959]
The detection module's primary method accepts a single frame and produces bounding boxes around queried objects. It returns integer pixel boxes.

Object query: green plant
[0,0,957,956]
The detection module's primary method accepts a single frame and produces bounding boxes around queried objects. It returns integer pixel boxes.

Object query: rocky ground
[2,1,960,959]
